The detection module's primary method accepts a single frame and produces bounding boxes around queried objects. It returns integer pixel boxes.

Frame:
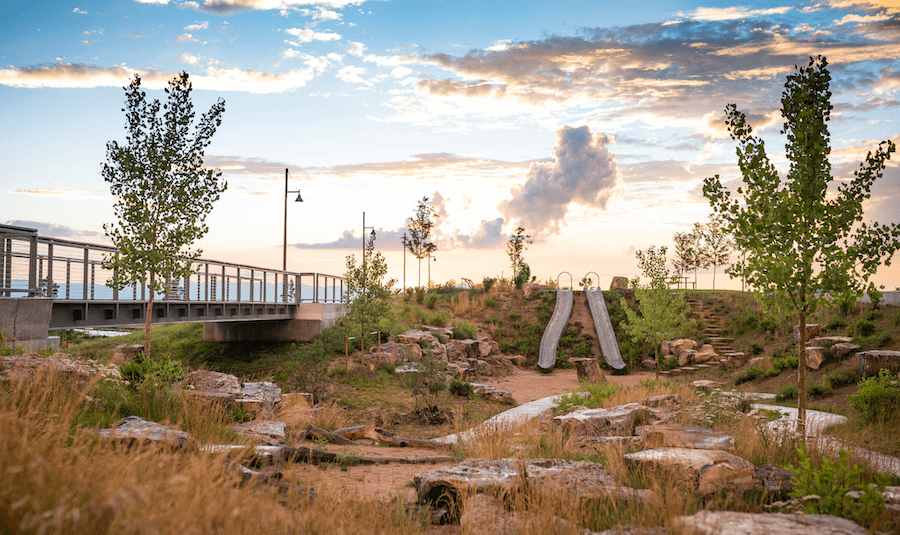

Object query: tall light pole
[283,168,303,272]
[402,231,407,292]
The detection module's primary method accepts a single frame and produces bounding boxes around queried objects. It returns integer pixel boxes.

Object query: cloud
[177,33,198,42]
[336,64,366,83]
[3,220,106,241]
[135,0,170,3]
[177,53,201,65]
[73,8,87,14]
[281,48,301,59]
[190,0,366,14]
[294,227,407,250]
[10,188,108,199]
[835,12,893,24]
[0,62,321,93]
[347,41,366,56]
[497,125,619,235]
[285,27,341,42]
[203,155,295,180]
[682,6,792,21]
[431,191,449,219]
[184,21,209,31]
[441,217,506,249]
[299,7,341,20]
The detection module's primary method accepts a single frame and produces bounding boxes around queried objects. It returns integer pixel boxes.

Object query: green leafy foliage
[448,378,474,397]
[788,446,888,529]
[344,232,396,341]
[119,355,185,386]
[734,366,779,385]
[849,369,900,423]
[102,72,226,357]
[483,296,497,308]
[703,56,899,430]
[776,383,798,402]
[424,293,439,309]
[507,227,534,289]
[402,196,437,288]
[825,369,862,388]
[851,318,876,337]
[481,277,497,292]
[554,382,622,413]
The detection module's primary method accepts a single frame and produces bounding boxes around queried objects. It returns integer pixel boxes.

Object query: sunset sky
[2,0,899,291]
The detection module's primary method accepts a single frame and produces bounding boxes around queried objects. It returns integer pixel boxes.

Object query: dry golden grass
[0,366,428,535]
[453,291,472,317]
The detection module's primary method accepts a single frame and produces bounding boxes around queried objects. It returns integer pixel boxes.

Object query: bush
[806,382,833,398]
[660,356,678,371]
[773,352,798,373]
[452,320,477,340]
[825,316,847,332]
[448,378,474,397]
[759,317,777,332]
[119,356,185,386]
[849,369,900,423]
[826,369,861,388]
[734,366,779,385]
[483,296,497,308]
[571,339,592,359]
[554,382,622,413]
[852,318,876,337]
[481,277,496,293]
[788,446,889,530]
[425,310,450,327]
[776,383,798,402]
[554,350,571,369]
[415,287,425,304]
[749,343,764,356]
[424,293,439,309]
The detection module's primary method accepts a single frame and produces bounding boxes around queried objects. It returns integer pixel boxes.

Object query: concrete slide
[585,288,626,370]
[537,287,573,371]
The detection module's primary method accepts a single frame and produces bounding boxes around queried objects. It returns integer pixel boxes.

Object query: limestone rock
[505,354,526,367]
[805,347,826,370]
[397,330,439,346]
[485,357,514,377]
[747,356,767,369]
[523,283,548,300]
[365,341,411,366]
[452,340,481,359]
[470,383,514,404]
[1,353,121,386]
[478,340,493,358]
[724,352,747,368]
[624,447,756,495]
[678,349,697,367]
[807,336,852,347]
[446,362,472,381]
[855,350,900,378]
[231,420,286,445]
[829,342,860,360]
[794,324,824,344]
[691,380,724,392]
[97,415,191,448]
[755,464,794,496]
[639,394,683,413]
[471,359,492,376]
[460,493,575,535]
[181,370,242,407]
[694,344,717,364]
[240,381,282,411]
[553,403,649,437]
[610,277,630,291]
[663,339,697,357]
[675,511,867,534]
[415,458,650,508]
[111,344,144,364]
[637,424,735,452]
[573,358,606,383]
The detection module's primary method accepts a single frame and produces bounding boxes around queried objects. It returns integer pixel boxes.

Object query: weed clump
[849,369,900,423]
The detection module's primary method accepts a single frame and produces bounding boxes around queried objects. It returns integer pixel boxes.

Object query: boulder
[755,464,794,496]
[446,362,472,381]
[694,344,717,364]
[691,380,724,392]
[747,356,767,369]
[678,349,697,367]
[397,330,439,346]
[573,358,606,383]
[639,394,683,413]
[368,341,412,362]
[414,458,651,508]
[623,447,756,496]
[724,352,747,368]
[471,359,492,377]
[477,341,493,358]
[240,381,282,411]
[97,415,191,448]
[663,339,697,357]
[505,355,527,367]
[610,277,630,291]
[470,383,514,404]
[807,336,852,347]
[805,347,826,370]
[230,420,286,445]
[181,370,242,407]
[829,342,860,360]
[523,283,548,300]
[460,494,575,535]
[553,403,650,437]
[854,350,900,378]
[452,340,481,359]
[675,511,867,535]
[485,357,515,377]
[111,344,144,364]
[637,424,735,452]
[793,324,824,344]
[0,352,121,386]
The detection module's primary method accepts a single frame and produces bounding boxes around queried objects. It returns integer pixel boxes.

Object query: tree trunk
[654,342,659,381]
[306,424,357,446]
[712,265,717,290]
[334,420,451,451]
[797,311,807,442]
[144,271,154,359]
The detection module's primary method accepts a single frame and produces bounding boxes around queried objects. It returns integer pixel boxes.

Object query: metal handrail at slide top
[0,224,344,304]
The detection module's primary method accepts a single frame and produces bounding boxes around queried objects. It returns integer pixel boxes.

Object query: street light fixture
[283,168,303,272]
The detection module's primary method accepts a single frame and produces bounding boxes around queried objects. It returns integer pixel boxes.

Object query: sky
[2,0,899,292]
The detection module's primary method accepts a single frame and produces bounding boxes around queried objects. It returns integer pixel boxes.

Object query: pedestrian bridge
[0,224,346,350]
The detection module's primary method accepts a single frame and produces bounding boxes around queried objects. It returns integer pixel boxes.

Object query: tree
[672,225,708,289]
[700,216,733,290]
[102,72,226,358]
[402,196,437,288]
[619,246,690,380]
[703,56,898,437]
[344,231,395,353]
[507,226,533,289]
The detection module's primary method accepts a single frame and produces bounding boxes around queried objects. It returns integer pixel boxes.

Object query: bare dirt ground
[284,367,655,505]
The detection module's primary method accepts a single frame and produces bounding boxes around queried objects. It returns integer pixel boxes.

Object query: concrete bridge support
[202,302,346,343]
[0,298,60,352]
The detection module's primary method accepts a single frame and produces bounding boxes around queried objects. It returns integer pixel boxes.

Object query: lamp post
[402,231,407,292]
[283,168,303,272]
[428,254,436,288]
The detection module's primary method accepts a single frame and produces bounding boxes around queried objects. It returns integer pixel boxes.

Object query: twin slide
[537,286,626,371]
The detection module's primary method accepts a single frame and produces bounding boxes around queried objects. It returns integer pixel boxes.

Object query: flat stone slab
[240,381,282,410]
[675,511,867,534]
[230,420,286,445]
[855,350,900,378]
[97,415,191,448]
[623,447,755,495]
[182,370,242,406]
[553,403,650,437]
[637,423,735,452]
[414,458,652,507]
[470,383,515,404]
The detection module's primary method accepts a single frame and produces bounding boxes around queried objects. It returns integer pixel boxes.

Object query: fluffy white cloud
[184,21,209,30]
[336,64,366,83]
[177,33,198,42]
[683,6,792,21]
[177,53,201,65]
[285,27,341,43]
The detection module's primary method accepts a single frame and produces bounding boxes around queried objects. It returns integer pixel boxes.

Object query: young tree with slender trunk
[507,226,533,289]
[701,216,733,290]
[703,56,898,438]
[402,196,437,288]
[344,231,395,354]
[620,246,690,380]
[102,72,226,358]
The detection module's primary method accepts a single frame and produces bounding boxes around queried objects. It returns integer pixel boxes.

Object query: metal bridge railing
[0,224,343,305]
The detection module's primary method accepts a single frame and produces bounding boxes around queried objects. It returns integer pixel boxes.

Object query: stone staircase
[664,295,737,377]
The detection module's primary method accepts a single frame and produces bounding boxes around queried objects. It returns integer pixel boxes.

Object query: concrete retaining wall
[858,290,900,307]
[202,303,346,343]
[0,298,59,351]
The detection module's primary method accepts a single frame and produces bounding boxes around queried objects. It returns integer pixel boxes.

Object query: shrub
[508,310,521,320]
[734,366,779,385]
[825,316,847,332]
[425,310,450,327]
[424,293,439,309]
[483,296,497,308]
[759,317,777,332]
[659,356,678,371]
[554,350,571,369]
[453,320,477,340]
[481,277,497,293]
[849,369,900,423]
[749,343,764,356]
[873,332,892,348]
[571,339,592,359]
[776,383,798,402]
[415,287,425,304]
[851,318,876,337]
[773,352,798,373]
[788,446,889,530]
[806,382,833,398]
[554,382,622,413]
[826,369,862,388]
[119,355,185,385]
[448,378,474,397]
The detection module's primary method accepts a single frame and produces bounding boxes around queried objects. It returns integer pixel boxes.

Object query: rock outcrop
[97,415,191,448]
[623,447,756,496]
[675,511,867,534]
